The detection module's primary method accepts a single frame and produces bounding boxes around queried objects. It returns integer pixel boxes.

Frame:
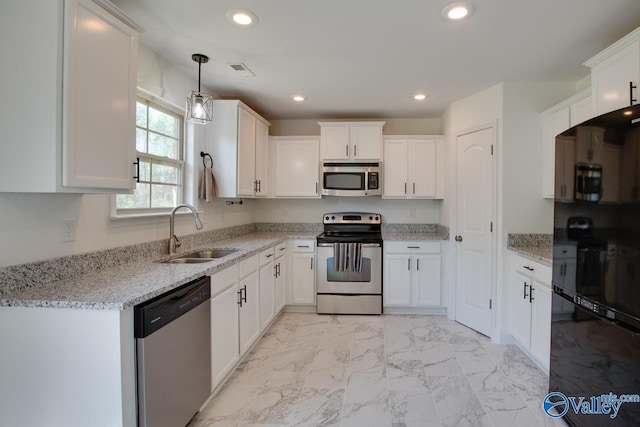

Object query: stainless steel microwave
[321,162,382,196]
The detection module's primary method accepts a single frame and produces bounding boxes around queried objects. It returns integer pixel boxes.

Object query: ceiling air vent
[229,63,256,77]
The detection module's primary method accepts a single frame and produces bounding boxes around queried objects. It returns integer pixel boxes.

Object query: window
[116,98,184,213]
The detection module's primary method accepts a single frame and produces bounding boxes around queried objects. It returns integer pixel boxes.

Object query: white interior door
[455,126,494,337]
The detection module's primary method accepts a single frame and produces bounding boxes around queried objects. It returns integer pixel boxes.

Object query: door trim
[451,121,499,339]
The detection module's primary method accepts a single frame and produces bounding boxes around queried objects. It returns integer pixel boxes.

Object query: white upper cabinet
[540,89,591,199]
[272,137,320,198]
[0,0,140,193]
[207,100,271,198]
[318,122,384,161]
[585,28,640,116]
[383,136,444,199]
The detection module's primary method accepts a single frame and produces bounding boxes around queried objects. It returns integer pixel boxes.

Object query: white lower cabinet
[259,248,276,330]
[210,265,240,391]
[288,240,316,305]
[275,243,287,312]
[238,254,261,356]
[510,253,552,372]
[383,241,441,308]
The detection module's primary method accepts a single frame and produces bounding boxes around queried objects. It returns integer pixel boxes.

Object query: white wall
[0,44,251,268]
[269,118,442,136]
[254,198,442,224]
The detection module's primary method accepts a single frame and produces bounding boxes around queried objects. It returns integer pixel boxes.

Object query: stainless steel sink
[184,249,239,259]
[162,248,239,264]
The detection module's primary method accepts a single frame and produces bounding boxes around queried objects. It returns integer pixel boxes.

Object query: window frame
[110,95,186,218]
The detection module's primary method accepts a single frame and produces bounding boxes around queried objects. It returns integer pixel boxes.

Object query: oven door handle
[317,242,381,248]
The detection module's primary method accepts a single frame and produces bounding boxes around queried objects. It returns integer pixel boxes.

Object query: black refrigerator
[549,104,640,426]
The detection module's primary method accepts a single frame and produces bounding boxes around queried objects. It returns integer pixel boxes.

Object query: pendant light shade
[186,53,213,125]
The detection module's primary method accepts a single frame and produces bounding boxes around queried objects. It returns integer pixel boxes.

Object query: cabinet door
[237,107,257,196]
[575,127,605,164]
[512,271,532,349]
[621,135,638,202]
[601,144,621,203]
[275,257,286,313]
[321,126,350,160]
[383,254,411,306]
[350,126,381,160]
[555,137,575,201]
[274,138,320,197]
[254,119,270,197]
[591,41,640,116]
[382,139,408,198]
[411,139,437,198]
[210,284,240,390]
[291,253,315,304]
[530,282,552,372]
[413,255,441,306]
[63,0,137,190]
[542,108,570,199]
[570,95,593,127]
[238,271,260,355]
[259,261,275,330]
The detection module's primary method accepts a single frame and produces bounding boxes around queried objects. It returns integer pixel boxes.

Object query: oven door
[316,243,382,294]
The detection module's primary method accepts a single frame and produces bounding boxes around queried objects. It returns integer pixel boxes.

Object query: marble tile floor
[189,313,566,427]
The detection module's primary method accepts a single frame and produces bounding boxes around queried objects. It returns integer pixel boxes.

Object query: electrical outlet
[62,218,76,242]
[282,208,289,218]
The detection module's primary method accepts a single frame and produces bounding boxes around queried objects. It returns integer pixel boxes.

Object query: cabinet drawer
[290,239,315,252]
[514,255,552,285]
[275,242,287,258]
[384,241,440,254]
[553,244,577,259]
[210,264,238,297]
[260,247,275,266]
[239,254,259,278]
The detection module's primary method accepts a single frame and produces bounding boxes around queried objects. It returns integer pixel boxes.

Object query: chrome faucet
[169,203,204,254]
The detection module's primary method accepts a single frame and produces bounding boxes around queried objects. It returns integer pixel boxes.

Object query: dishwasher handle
[134,276,211,338]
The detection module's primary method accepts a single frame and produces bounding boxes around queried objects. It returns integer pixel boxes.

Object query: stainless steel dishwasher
[134,276,211,427]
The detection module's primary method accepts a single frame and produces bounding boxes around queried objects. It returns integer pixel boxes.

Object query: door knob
[455,235,463,242]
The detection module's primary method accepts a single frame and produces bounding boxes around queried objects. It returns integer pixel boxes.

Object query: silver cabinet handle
[298,245,310,248]
[266,253,273,258]
[529,286,535,303]
[279,247,286,252]
[310,258,314,270]
[523,282,529,299]
[407,246,420,249]
[404,183,407,194]
[413,182,416,194]
[346,145,349,157]
[354,145,357,157]
[630,81,637,105]
[417,258,420,271]
[523,266,534,272]
[408,258,411,271]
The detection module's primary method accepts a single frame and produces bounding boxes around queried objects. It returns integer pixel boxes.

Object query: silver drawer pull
[407,246,420,249]
[298,245,310,248]
[266,253,273,258]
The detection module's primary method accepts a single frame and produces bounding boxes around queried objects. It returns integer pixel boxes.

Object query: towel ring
[200,151,213,168]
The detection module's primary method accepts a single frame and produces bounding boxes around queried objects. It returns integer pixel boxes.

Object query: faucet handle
[173,235,181,248]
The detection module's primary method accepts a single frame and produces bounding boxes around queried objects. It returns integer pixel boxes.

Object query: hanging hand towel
[198,165,218,202]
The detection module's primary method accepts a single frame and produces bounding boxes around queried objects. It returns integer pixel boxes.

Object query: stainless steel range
[316,212,383,314]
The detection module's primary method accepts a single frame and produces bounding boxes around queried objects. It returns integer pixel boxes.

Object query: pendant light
[186,53,213,125]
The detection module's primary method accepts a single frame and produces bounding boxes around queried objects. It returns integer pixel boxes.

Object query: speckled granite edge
[507,233,552,247]
[255,222,324,233]
[507,233,553,265]
[382,224,450,241]
[0,223,256,298]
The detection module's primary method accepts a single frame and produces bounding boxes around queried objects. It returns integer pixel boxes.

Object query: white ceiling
[111,0,640,120]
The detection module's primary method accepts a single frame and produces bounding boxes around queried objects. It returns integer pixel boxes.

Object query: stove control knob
[331,216,335,220]
[375,216,379,221]
[325,216,329,221]
[369,216,373,220]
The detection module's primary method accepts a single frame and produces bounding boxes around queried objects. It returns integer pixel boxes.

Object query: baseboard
[283,304,317,313]
[382,306,448,315]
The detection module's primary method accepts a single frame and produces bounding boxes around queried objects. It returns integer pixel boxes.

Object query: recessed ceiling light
[292,95,305,102]
[441,2,475,21]
[413,94,427,101]
[226,9,258,26]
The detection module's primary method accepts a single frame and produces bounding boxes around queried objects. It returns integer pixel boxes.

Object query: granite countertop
[382,231,449,241]
[0,232,317,311]
[0,224,450,311]
[506,233,553,266]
